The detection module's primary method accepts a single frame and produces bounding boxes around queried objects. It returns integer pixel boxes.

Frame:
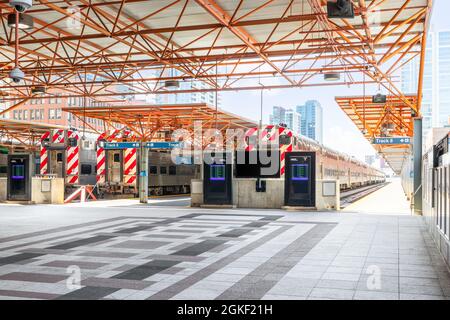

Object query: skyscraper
[401,30,450,138]
[269,106,287,127]
[269,106,301,136]
[296,100,323,143]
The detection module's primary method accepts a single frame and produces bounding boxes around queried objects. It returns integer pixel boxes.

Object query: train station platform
[344,178,411,215]
[0,190,449,300]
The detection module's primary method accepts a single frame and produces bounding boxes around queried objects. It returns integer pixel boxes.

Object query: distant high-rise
[296,100,323,143]
[269,106,301,136]
[401,30,450,138]
[269,106,287,127]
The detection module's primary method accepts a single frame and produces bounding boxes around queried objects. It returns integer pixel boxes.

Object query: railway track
[340,182,390,209]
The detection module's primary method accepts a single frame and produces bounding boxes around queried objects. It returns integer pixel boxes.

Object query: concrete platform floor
[344,178,411,215]
[0,184,449,300]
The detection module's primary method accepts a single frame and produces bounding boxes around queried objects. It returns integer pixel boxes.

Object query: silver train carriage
[241,125,385,191]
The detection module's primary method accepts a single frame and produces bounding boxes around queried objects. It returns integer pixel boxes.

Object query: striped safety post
[244,127,258,151]
[123,147,137,185]
[96,132,107,184]
[52,129,65,144]
[122,129,137,185]
[280,128,293,177]
[39,131,50,175]
[66,130,80,185]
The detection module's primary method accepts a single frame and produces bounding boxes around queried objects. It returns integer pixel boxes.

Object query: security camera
[9,67,25,83]
[9,0,33,13]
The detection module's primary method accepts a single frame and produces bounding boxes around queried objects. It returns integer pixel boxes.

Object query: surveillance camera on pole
[9,0,33,13]
[9,67,25,83]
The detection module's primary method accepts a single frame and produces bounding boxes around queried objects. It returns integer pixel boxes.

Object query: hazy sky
[219,0,446,162]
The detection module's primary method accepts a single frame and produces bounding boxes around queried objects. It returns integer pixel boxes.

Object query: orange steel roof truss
[336,95,416,173]
[63,103,257,140]
[0,119,70,150]
[0,0,432,116]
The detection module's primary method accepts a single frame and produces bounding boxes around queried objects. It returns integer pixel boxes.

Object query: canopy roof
[63,103,257,139]
[335,94,417,174]
[0,118,69,150]
[0,0,432,113]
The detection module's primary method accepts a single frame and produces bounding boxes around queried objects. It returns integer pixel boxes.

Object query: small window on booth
[149,166,158,174]
[57,152,63,162]
[160,166,167,174]
[81,164,92,175]
[169,166,176,175]
[113,153,120,163]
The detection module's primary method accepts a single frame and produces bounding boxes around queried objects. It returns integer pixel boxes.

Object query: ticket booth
[7,154,33,201]
[284,152,316,207]
[203,153,232,205]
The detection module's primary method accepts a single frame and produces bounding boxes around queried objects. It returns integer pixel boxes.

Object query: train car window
[57,152,63,162]
[113,153,120,163]
[149,166,157,174]
[235,151,280,178]
[169,166,176,175]
[160,166,167,174]
[81,164,92,175]
[279,135,291,145]
[0,166,7,174]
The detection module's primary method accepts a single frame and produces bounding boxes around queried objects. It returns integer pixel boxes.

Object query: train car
[148,151,200,196]
[96,129,200,197]
[422,129,450,264]
[96,128,138,195]
[39,129,97,191]
[241,125,385,190]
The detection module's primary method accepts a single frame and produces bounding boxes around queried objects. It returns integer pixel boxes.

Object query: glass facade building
[401,31,450,139]
[296,100,323,143]
[269,106,301,136]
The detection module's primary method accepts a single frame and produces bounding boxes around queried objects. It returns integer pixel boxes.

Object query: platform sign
[373,137,411,145]
[103,142,140,149]
[143,142,182,149]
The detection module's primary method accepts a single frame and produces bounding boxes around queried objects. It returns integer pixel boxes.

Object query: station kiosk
[284,152,316,207]
[7,154,33,201]
[203,153,232,205]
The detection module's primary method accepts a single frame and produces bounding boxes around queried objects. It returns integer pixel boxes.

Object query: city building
[365,155,376,166]
[269,106,286,127]
[269,106,301,136]
[296,100,323,143]
[8,93,107,131]
[401,30,450,138]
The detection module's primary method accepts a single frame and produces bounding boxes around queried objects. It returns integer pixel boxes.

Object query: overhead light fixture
[7,12,34,30]
[31,86,46,95]
[372,93,387,103]
[327,0,354,19]
[324,73,340,81]
[164,80,180,89]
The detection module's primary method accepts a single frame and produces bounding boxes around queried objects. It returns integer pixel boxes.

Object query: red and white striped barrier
[96,129,137,187]
[66,130,80,185]
[96,132,107,184]
[124,147,137,185]
[243,125,294,177]
[39,131,50,175]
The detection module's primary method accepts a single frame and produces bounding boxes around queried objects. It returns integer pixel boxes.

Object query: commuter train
[239,125,385,190]
[95,129,200,197]
[36,128,200,196]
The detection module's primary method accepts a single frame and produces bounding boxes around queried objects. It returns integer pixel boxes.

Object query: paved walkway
[0,189,449,300]
[344,178,411,215]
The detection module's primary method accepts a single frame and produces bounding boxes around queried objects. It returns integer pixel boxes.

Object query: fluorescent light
[7,13,34,29]
[324,73,340,81]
